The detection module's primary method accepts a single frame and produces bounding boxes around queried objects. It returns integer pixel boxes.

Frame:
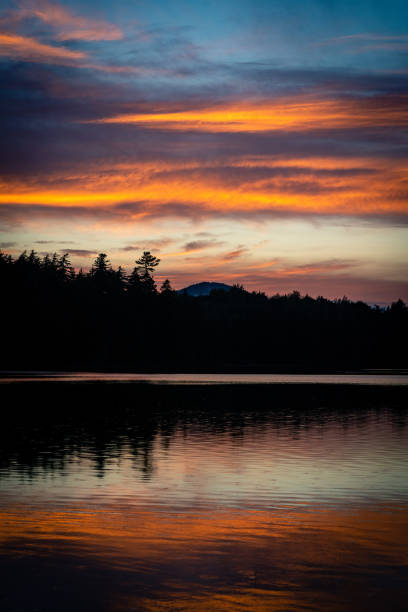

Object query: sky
[0,0,407,303]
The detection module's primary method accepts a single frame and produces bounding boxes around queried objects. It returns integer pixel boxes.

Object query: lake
[0,379,407,611]
[1,371,408,384]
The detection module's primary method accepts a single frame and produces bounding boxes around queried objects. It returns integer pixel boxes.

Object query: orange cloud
[15,0,123,41]
[91,97,408,132]
[0,155,406,221]
[0,32,86,63]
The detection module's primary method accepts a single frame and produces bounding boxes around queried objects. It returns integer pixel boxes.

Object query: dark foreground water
[0,381,407,611]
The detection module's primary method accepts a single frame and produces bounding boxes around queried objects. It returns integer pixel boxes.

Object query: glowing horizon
[0,0,407,303]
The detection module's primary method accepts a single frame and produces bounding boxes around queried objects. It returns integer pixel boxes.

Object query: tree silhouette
[89,253,115,295]
[160,279,175,295]
[57,253,74,283]
[91,253,111,275]
[27,250,41,268]
[114,266,126,292]
[128,267,143,294]
[140,271,157,295]
[132,251,160,296]
[135,251,160,275]
[0,247,407,371]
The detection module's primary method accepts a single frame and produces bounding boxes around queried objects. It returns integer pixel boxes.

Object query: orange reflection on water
[1,501,407,611]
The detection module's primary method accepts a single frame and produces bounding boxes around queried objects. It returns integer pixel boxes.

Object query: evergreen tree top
[135,251,160,274]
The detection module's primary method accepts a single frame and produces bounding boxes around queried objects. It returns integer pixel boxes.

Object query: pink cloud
[0,32,86,63]
[16,0,123,41]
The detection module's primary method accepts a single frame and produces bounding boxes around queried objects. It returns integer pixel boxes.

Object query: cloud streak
[91,96,408,132]
[0,32,86,63]
[314,33,408,53]
[62,248,98,257]
[1,151,406,225]
[220,247,247,261]
[183,239,223,252]
[10,0,123,41]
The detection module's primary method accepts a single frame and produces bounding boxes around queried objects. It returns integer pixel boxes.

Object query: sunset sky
[1,0,407,303]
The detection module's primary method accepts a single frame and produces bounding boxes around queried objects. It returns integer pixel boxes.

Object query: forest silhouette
[0,249,406,371]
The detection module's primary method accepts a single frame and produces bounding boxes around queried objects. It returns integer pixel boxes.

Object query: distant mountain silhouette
[177,281,233,296]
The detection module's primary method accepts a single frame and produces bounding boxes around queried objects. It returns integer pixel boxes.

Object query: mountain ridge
[177,281,233,296]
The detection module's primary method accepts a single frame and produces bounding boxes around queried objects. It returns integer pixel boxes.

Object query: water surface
[1,371,407,384]
[0,382,407,611]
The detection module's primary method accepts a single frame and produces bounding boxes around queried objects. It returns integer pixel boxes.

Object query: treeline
[1,249,407,371]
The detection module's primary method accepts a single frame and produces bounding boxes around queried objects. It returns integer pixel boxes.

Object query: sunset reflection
[1,385,407,611]
[1,502,407,611]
